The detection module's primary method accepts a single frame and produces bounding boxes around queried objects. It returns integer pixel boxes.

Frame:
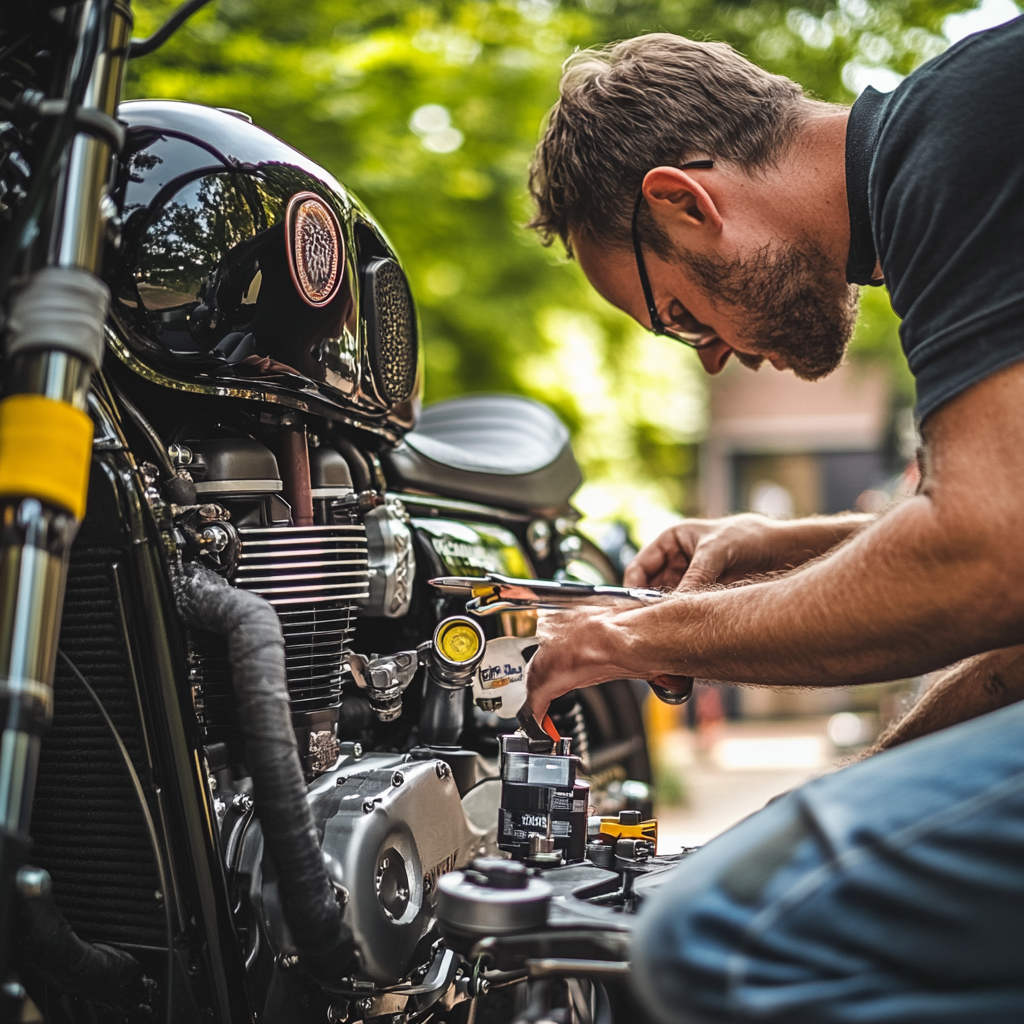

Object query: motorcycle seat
[383,394,582,514]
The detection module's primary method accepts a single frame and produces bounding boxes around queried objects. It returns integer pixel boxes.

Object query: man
[524,19,1024,1023]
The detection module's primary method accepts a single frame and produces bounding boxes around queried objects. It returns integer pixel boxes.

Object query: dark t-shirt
[845,16,1024,423]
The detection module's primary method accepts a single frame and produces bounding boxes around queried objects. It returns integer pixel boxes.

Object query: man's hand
[623,513,872,591]
[524,607,625,723]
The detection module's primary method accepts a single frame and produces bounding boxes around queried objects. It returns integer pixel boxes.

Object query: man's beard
[682,242,860,380]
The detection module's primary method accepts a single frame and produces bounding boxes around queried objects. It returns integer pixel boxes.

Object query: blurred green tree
[126,0,1007,535]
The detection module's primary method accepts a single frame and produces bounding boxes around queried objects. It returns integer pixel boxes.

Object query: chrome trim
[194,479,282,494]
[237,571,371,586]
[235,558,367,572]
[390,491,535,526]
[239,525,365,536]
[311,487,354,499]
[105,327,406,442]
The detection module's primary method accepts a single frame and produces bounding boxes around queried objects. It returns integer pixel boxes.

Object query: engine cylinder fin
[192,521,369,772]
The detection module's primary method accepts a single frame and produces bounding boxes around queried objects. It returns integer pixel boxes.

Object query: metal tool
[429,573,664,615]
[429,574,694,707]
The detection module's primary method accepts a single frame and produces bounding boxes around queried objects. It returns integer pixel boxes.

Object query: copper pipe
[277,425,314,527]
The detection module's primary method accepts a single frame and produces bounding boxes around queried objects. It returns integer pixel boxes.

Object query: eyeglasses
[631,158,718,349]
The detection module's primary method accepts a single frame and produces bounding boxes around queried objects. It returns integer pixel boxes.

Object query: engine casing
[235,751,493,984]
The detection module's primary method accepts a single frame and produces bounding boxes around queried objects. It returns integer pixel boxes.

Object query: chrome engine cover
[360,498,416,618]
[237,750,491,984]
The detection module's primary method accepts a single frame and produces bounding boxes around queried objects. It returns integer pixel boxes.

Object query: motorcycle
[0,3,688,1022]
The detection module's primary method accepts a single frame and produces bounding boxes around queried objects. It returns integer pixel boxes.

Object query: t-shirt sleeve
[870,16,1024,422]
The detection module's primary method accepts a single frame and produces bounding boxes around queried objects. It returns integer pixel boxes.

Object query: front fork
[0,0,132,991]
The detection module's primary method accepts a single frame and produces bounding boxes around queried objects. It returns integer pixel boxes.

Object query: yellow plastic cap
[436,620,482,663]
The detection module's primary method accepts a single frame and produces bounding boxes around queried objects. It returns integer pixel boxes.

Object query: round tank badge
[285,192,344,307]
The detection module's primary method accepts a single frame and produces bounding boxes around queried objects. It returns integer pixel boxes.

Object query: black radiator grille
[30,547,165,947]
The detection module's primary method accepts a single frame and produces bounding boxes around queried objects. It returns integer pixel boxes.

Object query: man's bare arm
[864,646,1024,755]
[623,512,874,591]
[527,362,1024,718]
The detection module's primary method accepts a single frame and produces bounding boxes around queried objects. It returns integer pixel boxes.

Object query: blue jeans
[632,701,1024,1022]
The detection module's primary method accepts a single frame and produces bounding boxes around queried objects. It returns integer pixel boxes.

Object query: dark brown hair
[528,33,813,256]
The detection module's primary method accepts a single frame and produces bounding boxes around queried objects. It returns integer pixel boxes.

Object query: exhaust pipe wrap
[174,564,356,984]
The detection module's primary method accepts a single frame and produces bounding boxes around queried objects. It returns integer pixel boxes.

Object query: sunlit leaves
[126,0,1004,535]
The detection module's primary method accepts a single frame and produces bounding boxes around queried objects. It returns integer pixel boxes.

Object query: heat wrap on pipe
[174,564,356,983]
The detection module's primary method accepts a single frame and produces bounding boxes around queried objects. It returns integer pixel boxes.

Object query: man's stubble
[682,241,860,379]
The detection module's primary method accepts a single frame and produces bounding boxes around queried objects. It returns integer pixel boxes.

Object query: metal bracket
[349,642,430,722]
[13,90,126,152]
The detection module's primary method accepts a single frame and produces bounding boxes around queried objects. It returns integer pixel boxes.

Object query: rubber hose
[16,888,147,1013]
[174,564,356,984]
[331,436,372,493]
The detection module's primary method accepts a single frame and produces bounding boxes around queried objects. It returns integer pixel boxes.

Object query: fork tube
[0,0,133,990]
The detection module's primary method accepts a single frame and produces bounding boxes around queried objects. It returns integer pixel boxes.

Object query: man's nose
[697,339,733,374]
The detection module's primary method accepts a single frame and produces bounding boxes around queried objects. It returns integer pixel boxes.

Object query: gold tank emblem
[286,192,344,307]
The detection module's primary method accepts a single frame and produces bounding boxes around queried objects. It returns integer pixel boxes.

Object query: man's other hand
[623,512,873,591]
[524,606,630,725]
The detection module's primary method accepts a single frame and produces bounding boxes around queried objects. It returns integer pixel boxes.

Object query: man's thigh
[631,700,1024,1023]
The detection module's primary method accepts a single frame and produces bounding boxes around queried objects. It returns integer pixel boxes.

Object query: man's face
[573,226,860,379]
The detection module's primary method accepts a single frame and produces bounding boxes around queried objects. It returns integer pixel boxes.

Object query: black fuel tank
[108,101,419,436]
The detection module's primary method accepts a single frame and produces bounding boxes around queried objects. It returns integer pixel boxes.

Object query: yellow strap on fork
[0,394,93,519]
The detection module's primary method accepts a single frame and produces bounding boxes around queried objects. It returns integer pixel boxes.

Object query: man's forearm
[865,645,1024,754]
[605,489,1024,687]
[758,513,874,569]
[527,366,1024,712]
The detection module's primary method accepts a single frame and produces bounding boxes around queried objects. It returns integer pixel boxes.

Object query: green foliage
[126,0,996,536]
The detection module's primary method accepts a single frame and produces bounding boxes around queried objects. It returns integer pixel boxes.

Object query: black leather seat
[382,394,583,514]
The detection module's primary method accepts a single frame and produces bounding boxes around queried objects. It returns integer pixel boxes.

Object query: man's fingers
[677,552,724,591]
[625,527,697,587]
[624,546,667,587]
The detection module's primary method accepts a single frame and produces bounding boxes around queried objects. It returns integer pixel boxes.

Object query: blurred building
[701,359,892,518]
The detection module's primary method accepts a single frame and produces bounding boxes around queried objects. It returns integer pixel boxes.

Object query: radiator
[30,545,165,947]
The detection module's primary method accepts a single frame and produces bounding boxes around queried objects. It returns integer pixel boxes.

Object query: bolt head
[15,866,52,899]
[326,1001,349,1024]
[391,771,405,787]
[435,761,451,780]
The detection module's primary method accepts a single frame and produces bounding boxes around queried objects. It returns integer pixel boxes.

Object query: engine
[179,436,382,777]
[166,433,501,993]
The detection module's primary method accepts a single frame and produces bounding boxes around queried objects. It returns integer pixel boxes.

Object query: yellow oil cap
[435,618,483,663]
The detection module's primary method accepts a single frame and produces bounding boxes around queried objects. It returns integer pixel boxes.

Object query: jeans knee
[630,800,813,1023]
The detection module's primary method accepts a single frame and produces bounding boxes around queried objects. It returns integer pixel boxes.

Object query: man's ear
[642,166,723,234]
